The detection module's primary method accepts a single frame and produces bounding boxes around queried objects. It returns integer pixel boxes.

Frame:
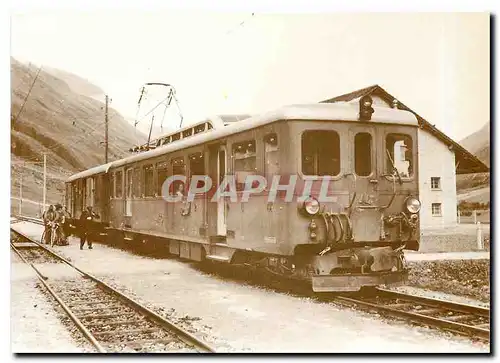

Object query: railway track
[12,215,490,343]
[335,288,490,341]
[10,227,215,353]
[12,214,44,225]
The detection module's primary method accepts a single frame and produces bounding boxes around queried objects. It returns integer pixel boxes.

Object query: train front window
[355,132,372,176]
[302,130,340,176]
[233,140,257,191]
[386,133,413,178]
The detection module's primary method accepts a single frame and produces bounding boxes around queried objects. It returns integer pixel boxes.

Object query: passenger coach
[66,99,421,292]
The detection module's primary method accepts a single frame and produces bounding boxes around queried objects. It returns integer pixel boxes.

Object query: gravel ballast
[11,222,490,353]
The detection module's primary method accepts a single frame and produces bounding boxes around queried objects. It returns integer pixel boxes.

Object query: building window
[302,130,340,176]
[431,177,441,190]
[432,203,442,216]
[386,134,413,178]
[233,140,257,191]
[144,164,155,197]
[355,132,372,176]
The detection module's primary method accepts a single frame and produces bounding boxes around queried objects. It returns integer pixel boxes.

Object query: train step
[205,255,230,263]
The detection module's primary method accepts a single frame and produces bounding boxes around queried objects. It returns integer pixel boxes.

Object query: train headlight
[303,197,320,216]
[405,197,421,214]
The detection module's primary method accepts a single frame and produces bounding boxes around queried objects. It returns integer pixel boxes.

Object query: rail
[10,224,215,353]
[334,288,489,341]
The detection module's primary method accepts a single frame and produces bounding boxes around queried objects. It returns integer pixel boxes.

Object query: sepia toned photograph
[9,5,491,354]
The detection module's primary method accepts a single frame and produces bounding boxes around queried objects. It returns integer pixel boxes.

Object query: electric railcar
[66,98,421,292]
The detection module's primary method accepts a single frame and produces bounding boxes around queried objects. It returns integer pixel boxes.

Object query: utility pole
[105,94,109,163]
[43,153,47,211]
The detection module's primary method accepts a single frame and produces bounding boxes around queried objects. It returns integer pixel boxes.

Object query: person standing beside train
[54,204,69,246]
[42,205,56,244]
[79,206,100,250]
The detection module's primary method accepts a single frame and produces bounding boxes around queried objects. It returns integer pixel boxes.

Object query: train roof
[67,102,418,182]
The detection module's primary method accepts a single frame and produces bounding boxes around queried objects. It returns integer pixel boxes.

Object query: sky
[10,10,490,140]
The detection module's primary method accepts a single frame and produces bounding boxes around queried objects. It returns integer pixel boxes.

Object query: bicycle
[50,223,59,247]
[41,222,59,247]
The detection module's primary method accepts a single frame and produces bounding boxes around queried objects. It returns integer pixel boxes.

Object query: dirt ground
[407,259,490,303]
[10,222,489,353]
[10,252,93,353]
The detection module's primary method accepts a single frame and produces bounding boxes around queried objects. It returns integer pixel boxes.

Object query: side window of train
[115,171,123,198]
[302,130,340,176]
[94,176,99,205]
[189,152,205,190]
[264,133,279,177]
[133,167,141,197]
[233,140,257,191]
[156,162,168,196]
[386,133,413,178]
[354,132,372,177]
[110,173,115,199]
[144,164,155,197]
[171,157,186,195]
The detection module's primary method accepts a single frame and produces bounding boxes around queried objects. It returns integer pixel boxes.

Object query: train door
[349,125,379,241]
[65,183,72,213]
[101,174,111,222]
[125,168,133,216]
[207,143,227,238]
[217,145,227,236]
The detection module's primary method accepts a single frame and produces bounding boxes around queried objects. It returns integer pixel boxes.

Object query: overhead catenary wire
[135,14,255,138]
[12,65,42,125]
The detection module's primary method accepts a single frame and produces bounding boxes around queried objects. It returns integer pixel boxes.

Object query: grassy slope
[11,58,146,215]
[456,122,490,198]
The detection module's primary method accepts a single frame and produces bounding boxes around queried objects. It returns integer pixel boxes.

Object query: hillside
[459,122,490,167]
[43,66,105,99]
[11,58,146,216]
[11,57,146,171]
[456,121,490,198]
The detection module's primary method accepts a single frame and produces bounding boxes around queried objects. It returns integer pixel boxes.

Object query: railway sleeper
[67,299,116,306]
[70,304,128,312]
[76,312,137,320]
[413,308,443,315]
[84,319,147,328]
[444,314,477,323]
[106,338,179,352]
[92,327,161,338]
[385,303,415,310]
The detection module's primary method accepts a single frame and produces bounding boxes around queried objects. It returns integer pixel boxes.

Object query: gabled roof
[321,85,489,175]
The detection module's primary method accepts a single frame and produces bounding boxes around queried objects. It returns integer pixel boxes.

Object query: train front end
[285,100,421,292]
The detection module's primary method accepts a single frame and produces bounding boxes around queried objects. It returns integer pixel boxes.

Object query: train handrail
[343,173,357,213]
[378,174,397,210]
